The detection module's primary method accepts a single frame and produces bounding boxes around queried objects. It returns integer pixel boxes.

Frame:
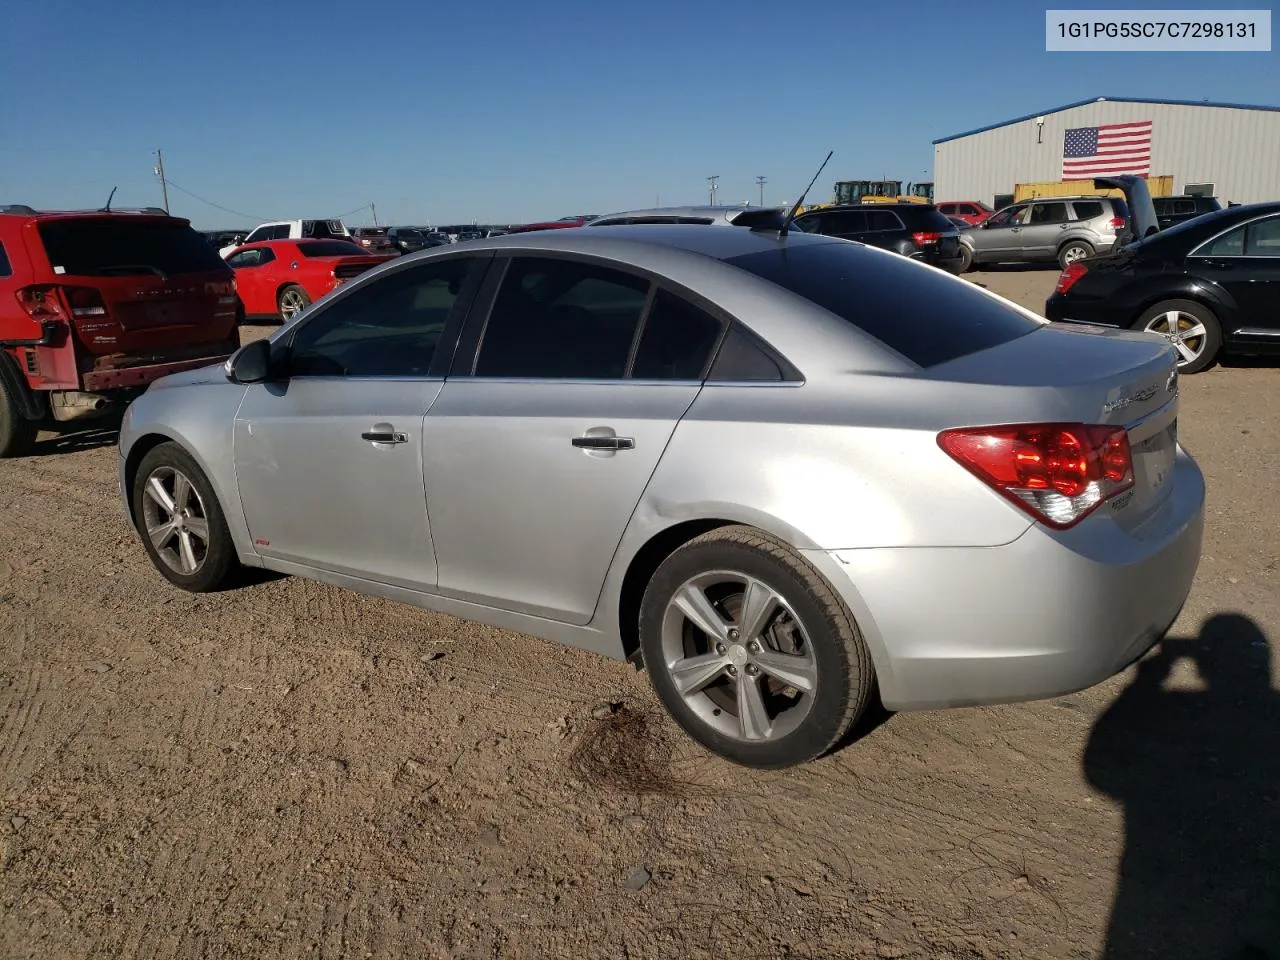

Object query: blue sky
[2,0,1276,227]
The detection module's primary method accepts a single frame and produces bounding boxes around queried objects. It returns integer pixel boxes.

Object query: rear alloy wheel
[1058,240,1094,269]
[0,377,37,459]
[277,284,312,320]
[1135,299,1222,374]
[639,525,874,769]
[132,442,238,592]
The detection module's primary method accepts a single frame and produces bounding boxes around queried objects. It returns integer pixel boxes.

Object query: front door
[233,255,487,589]
[424,256,725,624]
[968,203,1029,262]
[226,246,278,318]
[1192,213,1280,341]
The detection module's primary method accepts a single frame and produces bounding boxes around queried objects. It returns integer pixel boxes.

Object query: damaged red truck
[0,206,241,457]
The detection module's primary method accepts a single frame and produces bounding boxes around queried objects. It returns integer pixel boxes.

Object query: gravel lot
[2,267,1277,959]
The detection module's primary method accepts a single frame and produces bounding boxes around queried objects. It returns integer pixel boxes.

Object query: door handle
[572,436,635,450]
[362,430,408,444]
[1202,259,1234,270]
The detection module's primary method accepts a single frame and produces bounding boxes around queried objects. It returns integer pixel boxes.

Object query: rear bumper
[82,351,234,391]
[804,449,1206,711]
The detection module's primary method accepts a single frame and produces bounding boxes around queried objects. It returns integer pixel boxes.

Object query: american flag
[1061,121,1153,179]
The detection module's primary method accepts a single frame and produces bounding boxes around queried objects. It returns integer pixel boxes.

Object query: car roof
[589,205,785,225]
[461,222,840,261]
[0,207,186,222]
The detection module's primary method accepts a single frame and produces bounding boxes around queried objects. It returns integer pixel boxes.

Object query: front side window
[0,241,10,278]
[227,248,275,268]
[986,205,1026,228]
[473,258,650,378]
[288,257,476,377]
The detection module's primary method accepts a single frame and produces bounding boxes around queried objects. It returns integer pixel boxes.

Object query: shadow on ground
[1085,613,1280,959]
[31,416,122,456]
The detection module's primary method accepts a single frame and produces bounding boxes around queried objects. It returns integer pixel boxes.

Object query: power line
[162,178,275,222]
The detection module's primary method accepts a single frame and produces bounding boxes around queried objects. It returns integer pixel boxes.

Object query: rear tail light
[1055,262,1088,295]
[939,423,1134,528]
[912,231,942,245]
[16,285,67,321]
[1109,216,1126,229]
[63,286,107,317]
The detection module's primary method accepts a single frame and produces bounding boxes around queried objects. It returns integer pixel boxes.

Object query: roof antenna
[778,151,833,237]
[100,186,118,212]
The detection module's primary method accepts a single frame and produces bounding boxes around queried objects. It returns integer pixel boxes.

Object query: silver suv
[958,196,1130,271]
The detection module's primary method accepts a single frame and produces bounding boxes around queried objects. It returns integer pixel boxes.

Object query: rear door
[422,256,723,624]
[32,217,236,354]
[817,210,869,240]
[1022,200,1072,257]
[1190,214,1280,340]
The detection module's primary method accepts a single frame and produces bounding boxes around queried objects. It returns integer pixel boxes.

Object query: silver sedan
[117,224,1205,768]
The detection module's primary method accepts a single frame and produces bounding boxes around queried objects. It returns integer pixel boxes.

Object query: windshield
[37,219,227,276]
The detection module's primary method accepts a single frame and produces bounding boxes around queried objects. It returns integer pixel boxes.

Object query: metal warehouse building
[933,95,1280,209]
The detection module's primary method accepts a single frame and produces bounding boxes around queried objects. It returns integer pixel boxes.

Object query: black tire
[1058,240,1094,269]
[0,376,37,459]
[1134,299,1222,375]
[639,525,875,769]
[131,441,238,592]
[958,245,974,273]
[277,284,311,320]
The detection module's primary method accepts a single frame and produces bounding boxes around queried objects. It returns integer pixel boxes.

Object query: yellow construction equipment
[1013,175,1173,202]
[832,180,934,205]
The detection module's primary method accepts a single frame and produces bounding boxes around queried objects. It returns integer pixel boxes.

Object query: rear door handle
[572,436,635,450]
[362,430,408,444]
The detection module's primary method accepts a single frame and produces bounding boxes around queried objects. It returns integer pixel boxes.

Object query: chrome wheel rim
[279,289,308,318]
[1062,244,1089,264]
[1145,310,1207,366]
[660,570,818,743]
[140,466,210,575]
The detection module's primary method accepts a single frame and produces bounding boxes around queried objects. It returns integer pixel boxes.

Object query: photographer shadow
[1085,613,1280,959]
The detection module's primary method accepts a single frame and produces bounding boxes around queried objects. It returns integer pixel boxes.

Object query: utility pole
[707,175,719,205]
[154,150,170,214]
[756,176,767,207]
[370,202,379,226]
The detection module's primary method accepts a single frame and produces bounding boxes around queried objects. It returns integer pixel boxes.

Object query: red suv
[936,201,994,226]
[0,206,240,457]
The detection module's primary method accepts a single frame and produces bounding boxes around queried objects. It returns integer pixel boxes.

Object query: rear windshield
[37,219,227,277]
[726,242,1040,368]
[298,240,366,257]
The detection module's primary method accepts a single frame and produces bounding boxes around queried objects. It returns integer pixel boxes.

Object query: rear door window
[474,258,651,379]
[630,289,723,380]
[726,242,1040,368]
[864,210,904,231]
[36,219,228,277]
[1029,202,1069,224]
[820,211,868,235]
[1071,201,1104,221]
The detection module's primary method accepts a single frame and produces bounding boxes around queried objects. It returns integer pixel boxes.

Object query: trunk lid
[931,323,1181,527]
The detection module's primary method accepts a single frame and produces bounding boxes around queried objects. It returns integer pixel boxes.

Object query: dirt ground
[2,268,1278,960]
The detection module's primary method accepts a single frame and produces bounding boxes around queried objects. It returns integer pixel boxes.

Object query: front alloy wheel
[1135,299,1222,374]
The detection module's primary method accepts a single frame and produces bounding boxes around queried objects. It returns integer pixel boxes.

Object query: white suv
[219,219,352,258]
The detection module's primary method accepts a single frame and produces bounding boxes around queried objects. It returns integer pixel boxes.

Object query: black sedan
[1045,201,1280,374]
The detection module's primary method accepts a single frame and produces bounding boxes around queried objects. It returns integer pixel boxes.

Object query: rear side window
[0,241,10,277]
[726,243,1040,368]
[1071,201,1104,220]
[36,220,227,277]
[630,290,723,380]
[299,240,365,257]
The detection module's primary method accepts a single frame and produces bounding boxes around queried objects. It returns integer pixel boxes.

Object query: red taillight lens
[15,285,67,321]
[62,285,108,317]
[1109,216,1126,229]
[912,231,942,245]
[938,423,1135,528]
[1055,262,1088,295]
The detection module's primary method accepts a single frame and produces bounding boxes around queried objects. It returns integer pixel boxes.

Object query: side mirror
[225,338,275,384]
